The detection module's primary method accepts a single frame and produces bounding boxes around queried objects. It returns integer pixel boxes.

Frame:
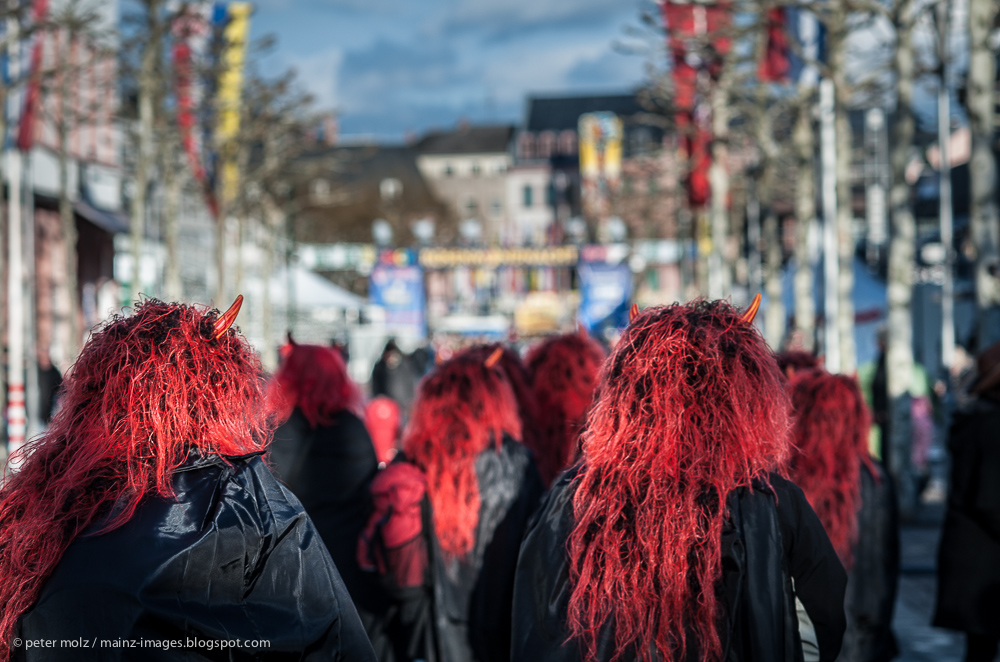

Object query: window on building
[523,185,533,208]
[466,198,480,219]
[518,133,535,160]
[538,131,555,159]
[491,199,503,217]
[444,163,455,177]
[560,130,577,155]
[471,162,481,176]
[310,178,330,201]
[547,183,555,207]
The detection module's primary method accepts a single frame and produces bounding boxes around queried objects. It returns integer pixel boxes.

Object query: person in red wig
[786,369,899,662]
[267,339,378,609]
[359,351,544,662]
[0,299,375,661]
[466,343,542,466]
[512,298,847,662]
[525,330,607,486]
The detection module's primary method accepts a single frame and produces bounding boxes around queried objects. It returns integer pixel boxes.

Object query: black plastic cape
[15,449,377,661]
[511,468,847,662]
[364,436,545,662]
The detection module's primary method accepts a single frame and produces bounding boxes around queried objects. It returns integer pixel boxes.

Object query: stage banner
[369,265,427,340]
[578,261,632,334]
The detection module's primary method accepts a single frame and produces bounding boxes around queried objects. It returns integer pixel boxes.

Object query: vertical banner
[577,261,632,334]
[369,265,427,341]
[172,2,215,213]
[579,111,623,221]
[215,1,251,208]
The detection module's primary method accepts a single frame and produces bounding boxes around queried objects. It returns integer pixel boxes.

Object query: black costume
[512,468,847,662]
[934,397,1000,659]
[16,450,376,662]
[269,407,379,603]
[364,437,544,662]
[839,463,899,662]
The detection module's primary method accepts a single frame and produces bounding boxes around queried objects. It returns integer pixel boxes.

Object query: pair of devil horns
[627,293,762,325]
[212,295,244,340]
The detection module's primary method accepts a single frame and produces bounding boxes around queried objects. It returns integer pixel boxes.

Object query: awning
[73,199,130,234]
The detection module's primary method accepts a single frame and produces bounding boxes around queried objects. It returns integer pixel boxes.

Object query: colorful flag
[758,7,790,83]
[215,1,252,209]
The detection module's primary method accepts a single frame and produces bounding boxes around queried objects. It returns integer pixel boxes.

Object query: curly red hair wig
[526,332,606,486]
[402,353,521,558]
[268,342,363,427]
[786,369,873,567]
[568,299,791,662]
[0,300,269,659]
[775,350,821,380]
[465,343,540,460]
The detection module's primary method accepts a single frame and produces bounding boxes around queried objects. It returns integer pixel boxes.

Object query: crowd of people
[0,294,997,662]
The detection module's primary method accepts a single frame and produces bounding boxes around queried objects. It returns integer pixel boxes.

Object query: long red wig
[775,350,821,379]
[402,353,521,558]
[526,331,606,486]
[568,300,791,662]
[268,342,363,427]
[0,300,269,659]
[465,343,541,461]
[786,369,874,567]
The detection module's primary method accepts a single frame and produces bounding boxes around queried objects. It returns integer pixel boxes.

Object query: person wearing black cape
[512,298,847,662]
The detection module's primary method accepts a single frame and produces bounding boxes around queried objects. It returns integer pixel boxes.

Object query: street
[894,505,964,662]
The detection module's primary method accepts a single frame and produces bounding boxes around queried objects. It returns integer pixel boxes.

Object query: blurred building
[14,0,128,374]
[414,124,515,245]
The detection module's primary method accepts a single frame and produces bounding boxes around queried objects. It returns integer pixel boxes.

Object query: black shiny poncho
[15,450,377,661]
[511,468,847,662]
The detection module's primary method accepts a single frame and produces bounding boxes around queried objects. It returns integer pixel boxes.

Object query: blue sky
[250,0,651,141]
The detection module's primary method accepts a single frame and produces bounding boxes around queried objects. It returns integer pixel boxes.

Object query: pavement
[892,501,966,662]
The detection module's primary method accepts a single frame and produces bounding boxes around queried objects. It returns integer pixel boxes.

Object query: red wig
[0,300,269,659]
[775,350,821,379]
[526,331,606,486]
[786,369,873,567]
[268,342,363,427]
[568,300,791,662]
[402,353,521,558]
[465,343,541,460]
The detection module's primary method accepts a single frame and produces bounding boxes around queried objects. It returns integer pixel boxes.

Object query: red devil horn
[484,347,503,368]
[629,303,639,323]
[213,295,243,340]
[741,293,762,325]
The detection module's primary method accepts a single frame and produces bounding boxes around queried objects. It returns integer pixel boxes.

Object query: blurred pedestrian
[525,329,606,487]
[0,299,375,661]
[358,352,544,662]
[372,339,421,418]
[786,370,899,662]
[268,339,378,608]
[934,340,1000,662]
[466,343,542,477]
[512,298,847,662]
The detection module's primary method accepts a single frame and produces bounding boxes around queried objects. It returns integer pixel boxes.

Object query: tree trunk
[260,196,284,372]
[968,0,1000,347]
[793,95,817,352]
[829,13,856,373]
[887,0,917,517]
[57,30,78,360]
[130,2,160,305]
[162,144,182,301]
[708,69,732,300]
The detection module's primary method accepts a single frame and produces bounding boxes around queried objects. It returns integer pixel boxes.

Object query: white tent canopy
[270,265,365,310]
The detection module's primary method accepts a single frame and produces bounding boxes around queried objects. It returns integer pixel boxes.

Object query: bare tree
[967,0,1000,346]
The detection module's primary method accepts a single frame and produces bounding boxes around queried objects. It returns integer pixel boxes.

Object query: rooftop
[415,124,515,155]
